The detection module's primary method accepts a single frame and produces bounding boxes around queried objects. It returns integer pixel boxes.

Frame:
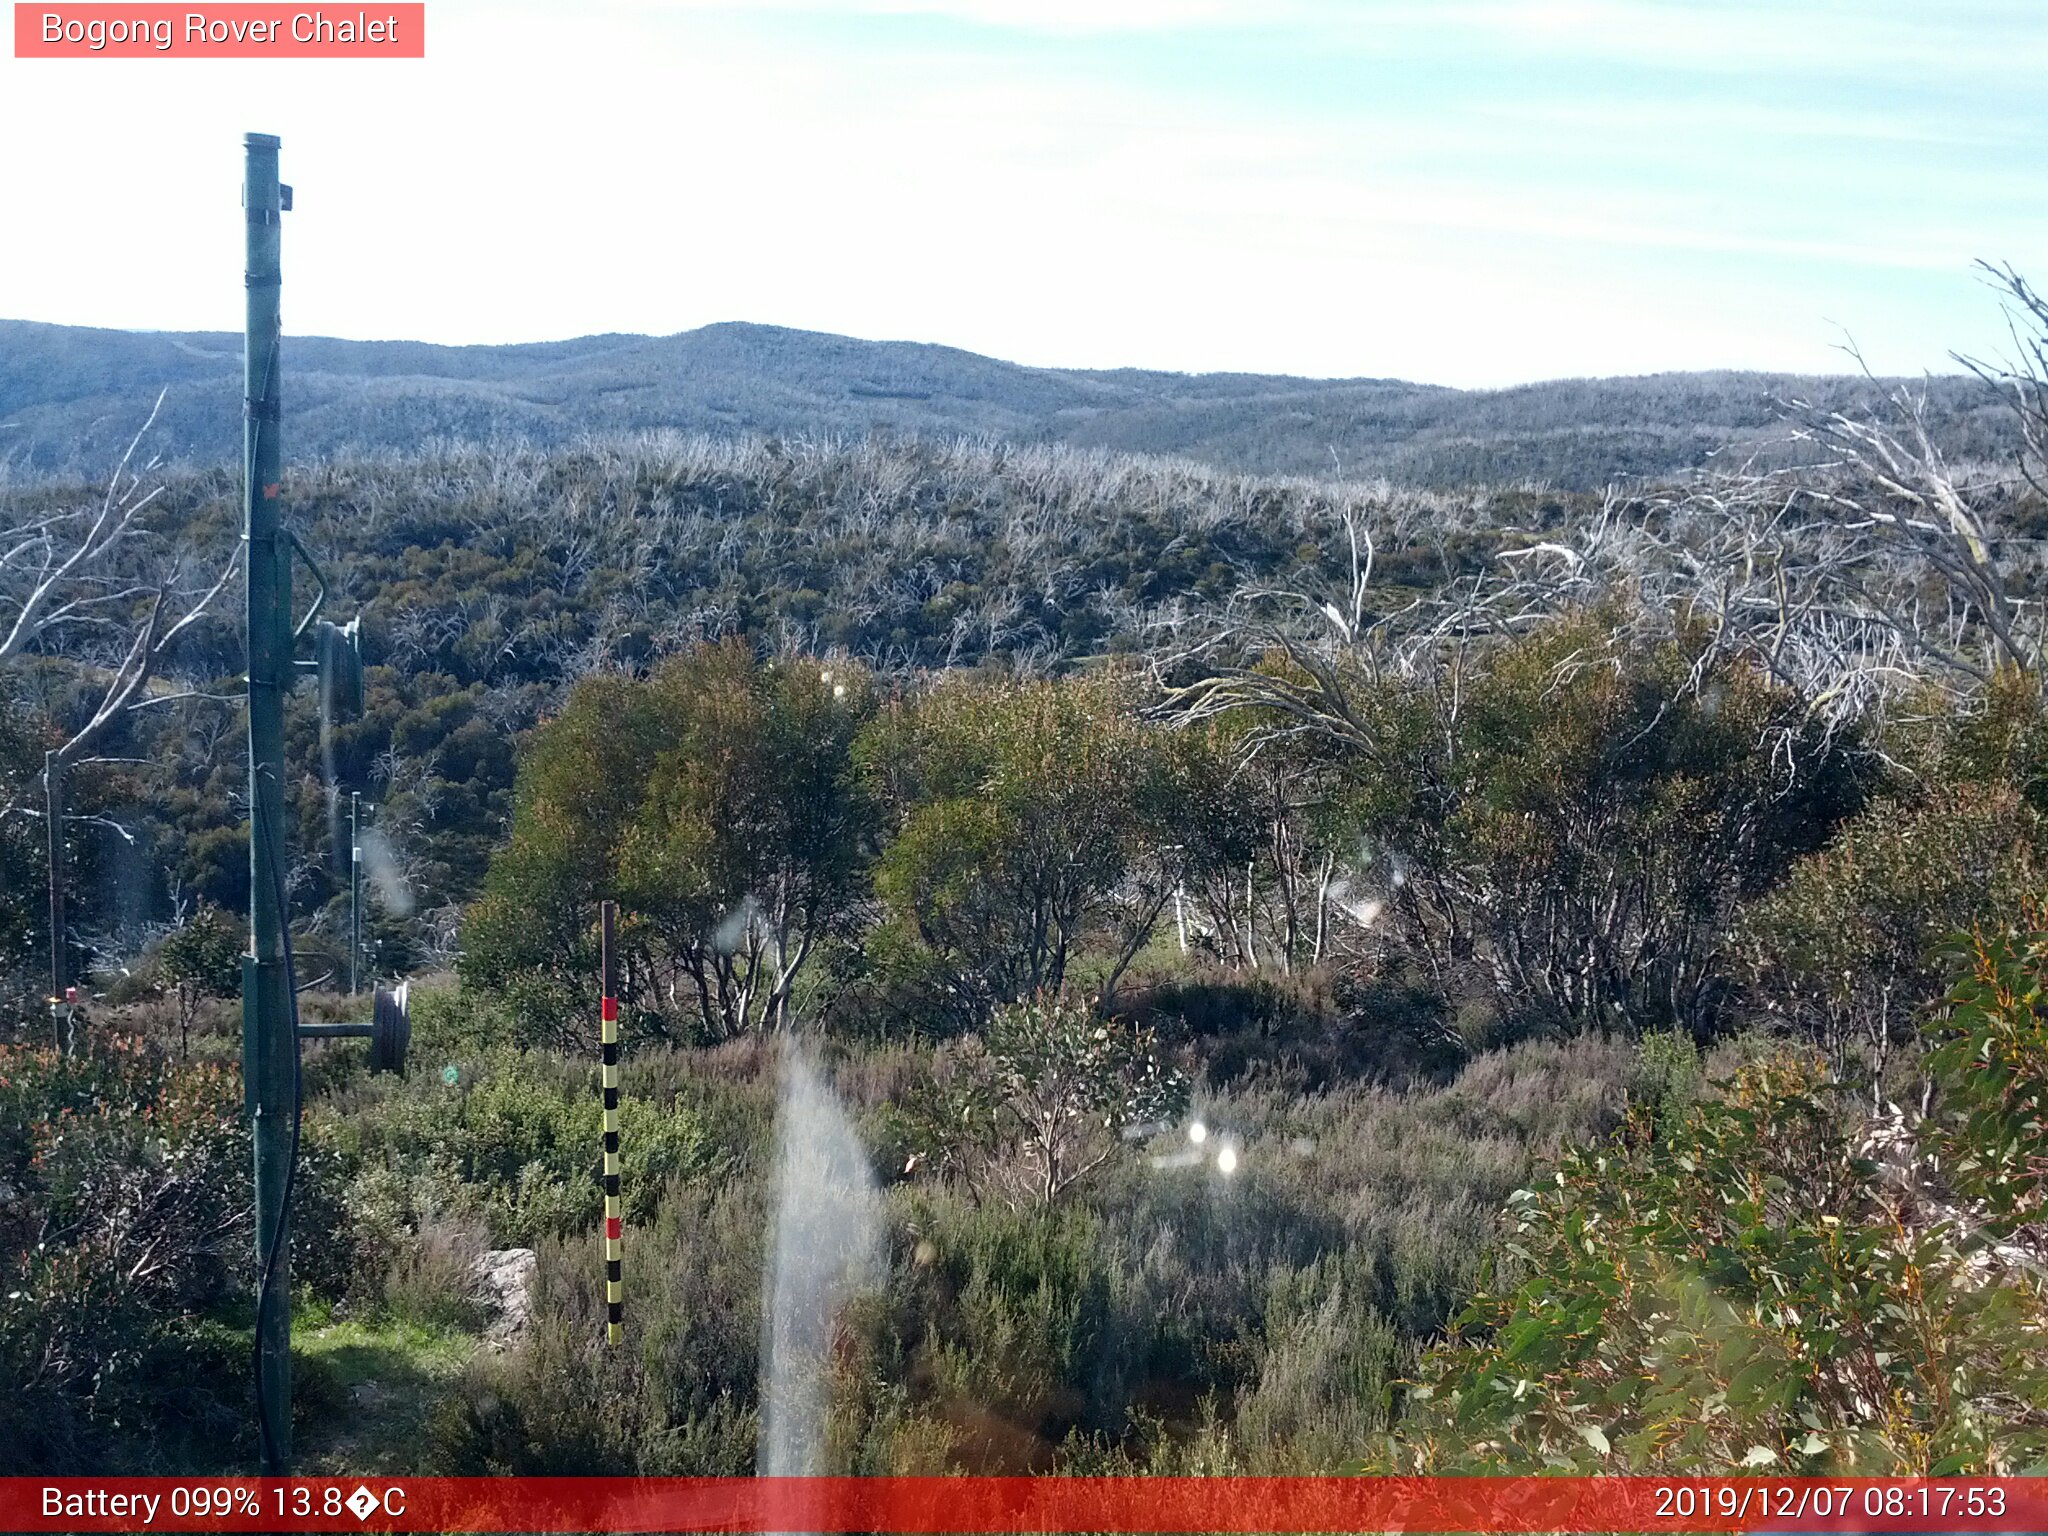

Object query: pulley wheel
[368,981,410,1074]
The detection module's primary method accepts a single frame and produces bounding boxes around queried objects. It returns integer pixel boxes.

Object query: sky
[2,0,2045,386]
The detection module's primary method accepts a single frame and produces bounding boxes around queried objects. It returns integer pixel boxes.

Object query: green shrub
[945,993,1189,1209]
[1134,968,1463,1090]
[418,1029,1634,1478]
[1408,932,2048,1473]
[1337,611,1872,1038]
[153,905,243,1059]
[1740,782,2039,1077]
[429,1181,765,1474]
[0,1033,254,1472]
[463,643,878,1042]
[404,978,519,1058]
[316,1042,716,1266]
[380,1216,493,1333]
[882,1194,1125,1458]
[1634,1028,1702,1128]
[860,671,1186,1026]
[1924,921,2048,1237]
[1228,1254,1406,1471]
[0,693,47,1023]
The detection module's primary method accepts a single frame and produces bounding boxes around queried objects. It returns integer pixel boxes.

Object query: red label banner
[13,4,425,57]
[2,1477,2045,1533]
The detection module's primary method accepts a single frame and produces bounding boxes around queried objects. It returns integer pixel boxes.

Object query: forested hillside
[0,316,2018,490]
[5,272,2048,1480]
[0,433,1575,976]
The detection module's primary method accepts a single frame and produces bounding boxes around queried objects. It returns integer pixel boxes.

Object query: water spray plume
[759,1042,881,1481]
[713,898,759,956]
[357,826,414,917]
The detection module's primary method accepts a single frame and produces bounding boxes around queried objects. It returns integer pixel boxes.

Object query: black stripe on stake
[600,900,623,1348]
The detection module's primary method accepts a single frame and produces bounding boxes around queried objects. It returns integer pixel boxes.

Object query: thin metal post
[43,751,65,1009]
[240,129,294,1474]
[349,792,361,996]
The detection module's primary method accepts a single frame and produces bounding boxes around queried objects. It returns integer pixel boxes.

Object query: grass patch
[292,1303,479,1474]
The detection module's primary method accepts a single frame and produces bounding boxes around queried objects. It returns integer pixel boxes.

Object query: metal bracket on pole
[297,983,410,1074]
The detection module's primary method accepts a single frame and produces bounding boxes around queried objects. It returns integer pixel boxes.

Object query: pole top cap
[244,132,282,149]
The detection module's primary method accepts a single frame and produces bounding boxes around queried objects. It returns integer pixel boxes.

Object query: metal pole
[240,129,294,1474]
[349,792,361,996]
[43,752,65,1002]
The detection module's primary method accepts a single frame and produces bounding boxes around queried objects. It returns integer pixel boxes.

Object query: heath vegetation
[4,269,2048,1474]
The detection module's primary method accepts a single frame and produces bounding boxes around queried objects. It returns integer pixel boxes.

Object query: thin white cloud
[1352,188,2000,275]
[1350,0,2048,78]
[0,0,2035,385]
[603,0,1310,34]
[1467,97,2015,151]
[623,0,2048,76]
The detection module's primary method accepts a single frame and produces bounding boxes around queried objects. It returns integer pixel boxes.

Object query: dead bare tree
[1630,273,2048,717]
[1159,498,1554,763]
[1,393,169,664]
[1154,271,2048,1042]
[0,399,240,1028]
[1782,382,2037,682]
[1962,261,2048,507]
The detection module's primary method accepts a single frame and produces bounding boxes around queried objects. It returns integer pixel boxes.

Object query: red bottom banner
[4,1476,2044,1534]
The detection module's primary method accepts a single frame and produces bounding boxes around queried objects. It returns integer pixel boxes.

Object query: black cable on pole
[252,790,303,1474]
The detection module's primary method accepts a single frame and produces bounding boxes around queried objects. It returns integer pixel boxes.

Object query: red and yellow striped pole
[600,900,622,1346]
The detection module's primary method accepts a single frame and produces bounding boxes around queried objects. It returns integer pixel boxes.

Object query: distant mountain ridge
[0,317,2011,490]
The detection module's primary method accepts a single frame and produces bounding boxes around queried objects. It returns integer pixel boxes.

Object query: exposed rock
[470,1247,537,1350]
